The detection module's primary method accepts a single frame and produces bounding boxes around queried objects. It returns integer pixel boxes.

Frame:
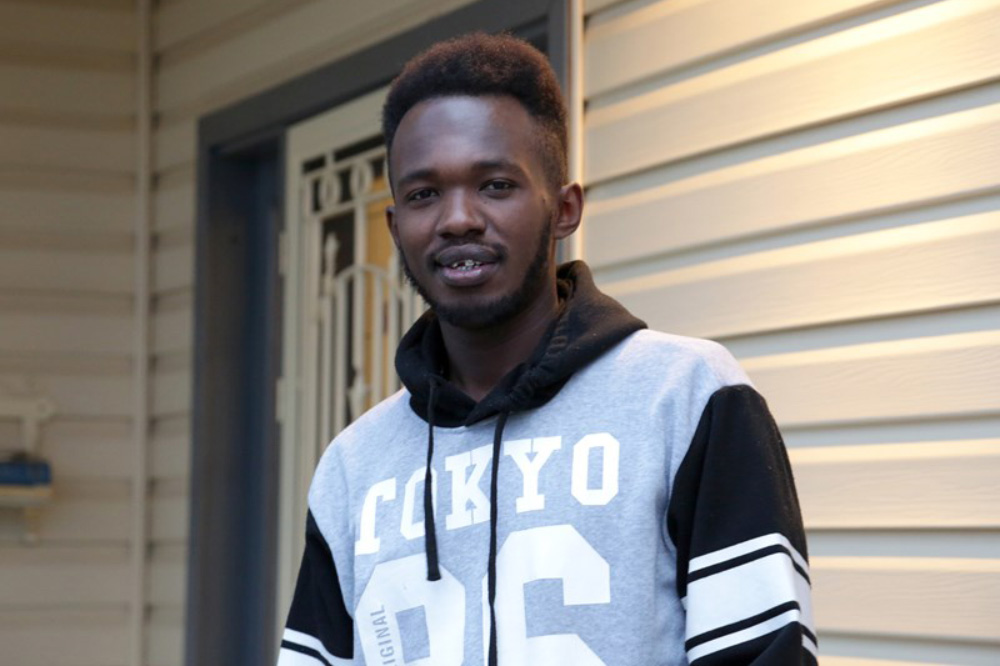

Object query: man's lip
[433,245,500,268]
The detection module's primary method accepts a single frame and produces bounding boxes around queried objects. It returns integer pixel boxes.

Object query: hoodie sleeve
[277,510,354,665]
[667,384,817,665]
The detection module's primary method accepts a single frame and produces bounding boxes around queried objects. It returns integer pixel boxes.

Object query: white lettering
[484,525,609,664]
[358,556,465,666]
[355,478,397,555]
[504,436,561,513]
[445,444,492,530]
[571,433,620,506]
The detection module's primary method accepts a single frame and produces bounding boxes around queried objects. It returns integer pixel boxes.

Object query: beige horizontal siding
[585,0,1000,184]
[584,0,1000,662]
[792,440,1000,528]
[0,3,140,663]
[586,95,1000,269]
[0,64,135,118]
[586,0,899,98]
[0,189,134,229]
[0,608,130,666]
[155,0,475,122]
[605,212,1000,339]
[0,2,134,53]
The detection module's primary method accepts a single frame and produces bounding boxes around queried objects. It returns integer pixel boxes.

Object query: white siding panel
[153,242,193,293]
[0,125,133,174]
[152,307,192,354]
[151,432,190,480]
[812,557,1000,641]
[148,547,185,607]
[0,546,130,608]
[586,0,896,97]
[156,0,281,51]
[605,212,1000,339]
[0,248,133,293]
[808,530,1000,560]
[0,189,133,229]
[0,609,129,666]
[585,0,1000,183]
[0,65,134,118]
[151,370,190,418]
[0,311,133,354]
[147,608,184,666]
[745,331,1000,427]
[792,441,1000,529]
[585,0,626,15]
[585,101,1000,268]
[150,493,188,543]
[0,497,130,543]
[154,118,196,174]
[152,176,194,230]
[0,3,134,53]
[819,633,1000,665]
[0,374,134,418]
[155,0,474,118]
[41,435,135,480]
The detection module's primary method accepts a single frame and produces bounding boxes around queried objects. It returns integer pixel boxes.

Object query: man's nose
[438,190,486,237]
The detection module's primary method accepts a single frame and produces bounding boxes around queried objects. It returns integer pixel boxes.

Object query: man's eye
[482,180,514,193]
[407,188,436,202]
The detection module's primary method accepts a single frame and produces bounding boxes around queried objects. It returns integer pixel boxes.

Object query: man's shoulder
[323,389,415,455]
[598,329,751,388]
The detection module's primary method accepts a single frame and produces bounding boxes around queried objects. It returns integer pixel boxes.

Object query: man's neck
[438,287,559,402]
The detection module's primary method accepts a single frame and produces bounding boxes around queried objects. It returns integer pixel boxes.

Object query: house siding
[580,0,1000,663]
[0,1,138,665]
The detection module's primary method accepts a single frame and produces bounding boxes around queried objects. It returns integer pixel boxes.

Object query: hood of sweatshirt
[395,260,647,426]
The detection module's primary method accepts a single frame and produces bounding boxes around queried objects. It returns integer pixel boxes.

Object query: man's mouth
[446,259,485,271]
[433,246,501,287]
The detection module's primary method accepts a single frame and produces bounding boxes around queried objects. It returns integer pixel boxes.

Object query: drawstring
[424,377,442,581]
[487,410,510,666]
[423,374,510,664]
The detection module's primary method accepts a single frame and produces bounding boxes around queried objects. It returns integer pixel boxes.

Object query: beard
[400,216,554,330]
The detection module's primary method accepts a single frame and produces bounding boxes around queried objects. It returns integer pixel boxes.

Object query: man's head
[383,34,581,331]
[382,32,568,190]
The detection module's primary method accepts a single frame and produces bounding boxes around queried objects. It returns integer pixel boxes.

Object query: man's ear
[552,182,583,241]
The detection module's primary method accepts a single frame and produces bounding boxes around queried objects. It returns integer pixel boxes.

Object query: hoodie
[278,261,816,665]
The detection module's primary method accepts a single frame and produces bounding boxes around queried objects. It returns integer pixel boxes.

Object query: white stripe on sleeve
[687,608,805,662]
[685,551,814,654]
[281,628,353,666]
[688,532,808,576]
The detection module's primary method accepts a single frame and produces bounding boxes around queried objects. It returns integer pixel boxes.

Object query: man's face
[386,95,569,330]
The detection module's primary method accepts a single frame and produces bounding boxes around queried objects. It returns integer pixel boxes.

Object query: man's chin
[433,299,515,330]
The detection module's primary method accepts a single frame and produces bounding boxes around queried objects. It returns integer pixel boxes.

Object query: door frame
[187,2,571,664]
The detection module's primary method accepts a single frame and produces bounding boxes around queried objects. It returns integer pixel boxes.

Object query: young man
[279,34,815,666]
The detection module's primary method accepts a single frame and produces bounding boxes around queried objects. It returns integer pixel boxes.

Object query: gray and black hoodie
[279,261,816,666]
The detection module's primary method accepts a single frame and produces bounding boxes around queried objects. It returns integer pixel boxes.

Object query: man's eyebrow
[395,168,436,191]
[471,159,528,177]
[396,160,528,190]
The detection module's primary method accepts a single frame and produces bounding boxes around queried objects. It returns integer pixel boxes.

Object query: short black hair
[382,32,568,188]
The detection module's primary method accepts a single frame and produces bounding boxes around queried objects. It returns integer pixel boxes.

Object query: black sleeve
[667,384,817,665]
[277,510,354,665]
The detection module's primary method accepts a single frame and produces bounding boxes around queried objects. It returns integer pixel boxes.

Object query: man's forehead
[388,95,544,184]
[396,95,536,141]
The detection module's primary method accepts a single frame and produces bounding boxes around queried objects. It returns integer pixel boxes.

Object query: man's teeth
[449,259,482,270]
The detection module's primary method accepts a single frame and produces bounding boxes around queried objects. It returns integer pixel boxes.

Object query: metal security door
[277,88,423,622]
